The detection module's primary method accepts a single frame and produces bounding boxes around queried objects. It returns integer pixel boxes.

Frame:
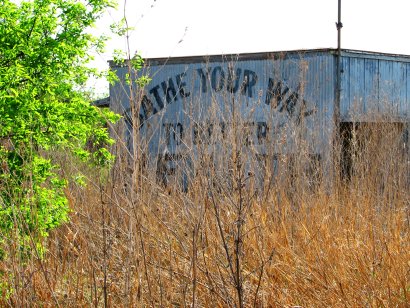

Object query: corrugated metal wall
[109,49,410,172]
[110,50,336,161]
[340,51,410,121]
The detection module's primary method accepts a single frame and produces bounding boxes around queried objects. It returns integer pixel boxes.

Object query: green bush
[0,0,119,258]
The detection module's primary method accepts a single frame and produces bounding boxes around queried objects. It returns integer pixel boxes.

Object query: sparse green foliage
[109,17,133,36]
[112,48,126,65]
[0,0,118,258]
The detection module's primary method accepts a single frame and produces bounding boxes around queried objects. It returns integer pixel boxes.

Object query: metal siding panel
[340,54,409,121]
[378,60,407,118]
[109,49,410,187]
[112,52,335,159]
[407,64,410,117]
[392,62,407,117]
[109,67,131,114]
[378,60,394,115]
[403,64,409,117]
[364,58,379,115]
[340,56,350,119]
[301,54,334,154]
[349,57,365,119]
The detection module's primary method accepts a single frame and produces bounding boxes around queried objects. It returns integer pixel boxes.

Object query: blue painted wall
[109,49,410,167]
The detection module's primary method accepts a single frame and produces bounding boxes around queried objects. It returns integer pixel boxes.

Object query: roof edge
[109,48,410,68]
[109,48,336,67]
[92,97,110,108]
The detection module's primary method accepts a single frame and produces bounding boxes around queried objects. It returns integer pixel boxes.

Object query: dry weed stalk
[0,56,409,307]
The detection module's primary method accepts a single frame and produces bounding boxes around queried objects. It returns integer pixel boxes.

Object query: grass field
[0,110,409,307]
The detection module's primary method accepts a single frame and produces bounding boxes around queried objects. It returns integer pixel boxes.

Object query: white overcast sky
[88,0,410,95]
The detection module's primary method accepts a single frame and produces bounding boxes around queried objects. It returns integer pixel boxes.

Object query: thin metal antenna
[337,0,343,54]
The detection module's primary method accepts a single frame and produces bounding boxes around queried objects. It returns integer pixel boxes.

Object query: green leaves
[0,0,118,259]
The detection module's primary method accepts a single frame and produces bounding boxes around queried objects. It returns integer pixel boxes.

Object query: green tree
[0,0,118,258]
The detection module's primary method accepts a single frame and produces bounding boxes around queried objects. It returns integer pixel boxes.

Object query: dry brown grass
[1,48,410,306]
[0,117,408,307]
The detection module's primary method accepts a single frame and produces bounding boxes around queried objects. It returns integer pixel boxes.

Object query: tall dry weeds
[0,58,409,308]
